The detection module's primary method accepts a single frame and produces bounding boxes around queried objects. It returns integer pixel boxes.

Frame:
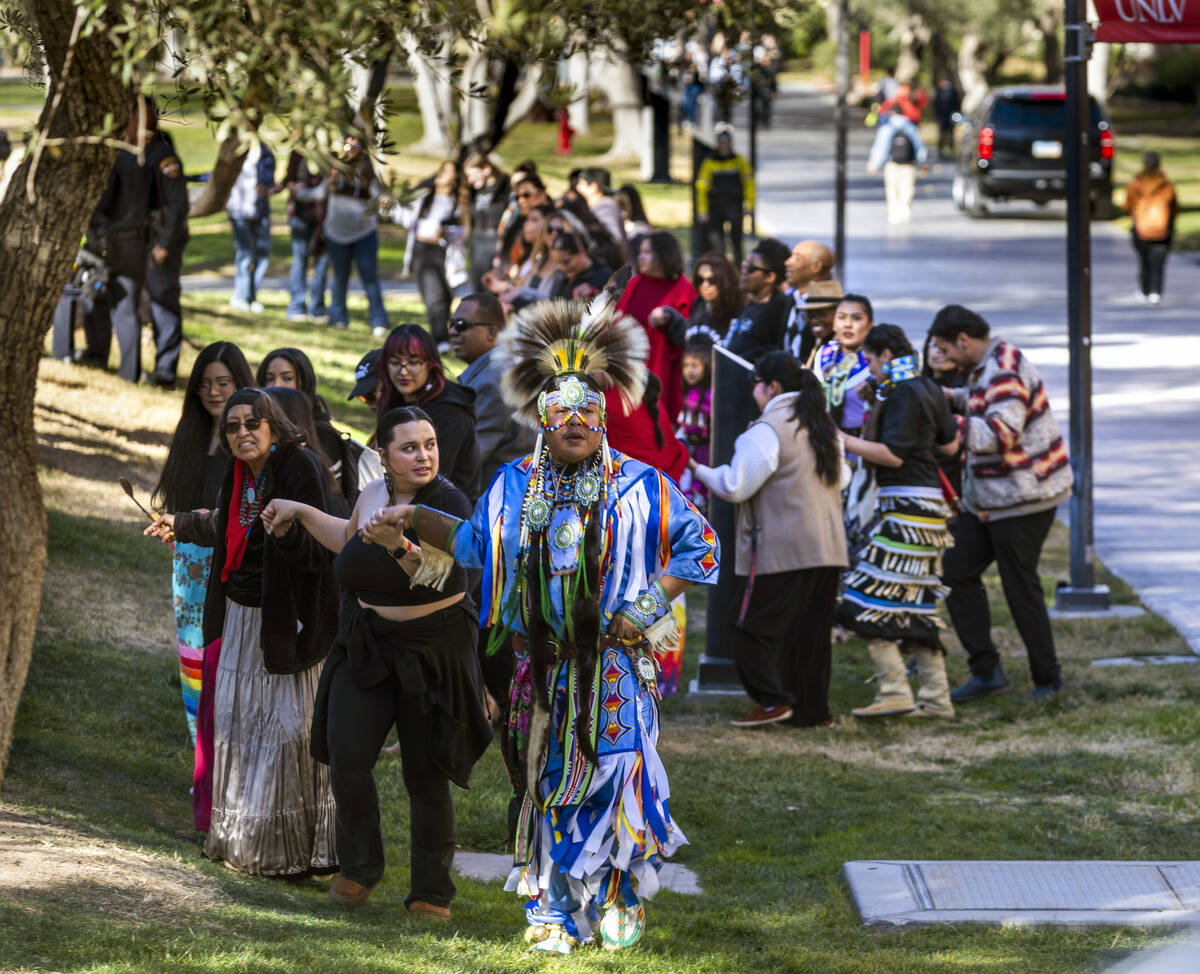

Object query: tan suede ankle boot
[852,640,916,718]
[908,645,955,718]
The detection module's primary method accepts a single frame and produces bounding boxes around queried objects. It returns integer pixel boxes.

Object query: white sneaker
[249,300,265,314]
[1148,293,1162,305]
[372,325,389,339]
[229,297,251,311]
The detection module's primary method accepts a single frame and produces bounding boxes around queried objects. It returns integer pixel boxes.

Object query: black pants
[938,122,955,160]
[707,198,744,267]
[325,617,470,906]
[1133,236,1169,297]
[941,507,1061,687]
[413,240,451,344]
[146,247,184,381]
[730,566,840,725]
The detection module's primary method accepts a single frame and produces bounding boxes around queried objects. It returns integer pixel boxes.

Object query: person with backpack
[867,109,928,226]
[1123,152,1178,306]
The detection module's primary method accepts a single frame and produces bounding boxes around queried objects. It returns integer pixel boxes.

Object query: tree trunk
[894,14,930,86]
[1040,14,1063,84]
[403,31,454,157]
[459,43,493,147]
[567,48,590,135]
[0,0,126,785]
[958,31,991,114]
[593,49,642,161]
[499,64,545,137]
[187,131,247,218]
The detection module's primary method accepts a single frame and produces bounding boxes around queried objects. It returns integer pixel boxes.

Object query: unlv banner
[1095,0,1200,43]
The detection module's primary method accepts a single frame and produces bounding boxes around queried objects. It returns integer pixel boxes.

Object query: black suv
[951,85,1115,219]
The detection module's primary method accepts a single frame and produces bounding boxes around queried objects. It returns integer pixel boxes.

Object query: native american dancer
[363,272,719,953]
[837,325,960,719]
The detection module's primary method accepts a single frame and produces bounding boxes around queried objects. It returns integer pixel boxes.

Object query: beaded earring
[383,468,396,504]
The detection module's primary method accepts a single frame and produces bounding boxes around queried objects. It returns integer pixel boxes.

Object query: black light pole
[748,0,758,237]
[1056,0,1110,611]
[833,0,849,281]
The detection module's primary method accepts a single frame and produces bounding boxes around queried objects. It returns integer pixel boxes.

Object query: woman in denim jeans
[226,145,276,313]
[324,133,390,335]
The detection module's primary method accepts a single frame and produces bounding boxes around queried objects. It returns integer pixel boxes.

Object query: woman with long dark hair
[145,389,339,875]
[377,324,481,499]
[258,347,378,503]
[840,324,959,719]
[815,293,875,436]
[692,351,849,728]
[152,341,254,744]
[683,252,740,343]
[260,406,491,914]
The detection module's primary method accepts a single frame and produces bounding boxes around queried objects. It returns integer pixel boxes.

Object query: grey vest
[734,397,849,576]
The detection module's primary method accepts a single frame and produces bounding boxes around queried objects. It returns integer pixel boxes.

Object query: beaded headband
[537,375,606,432]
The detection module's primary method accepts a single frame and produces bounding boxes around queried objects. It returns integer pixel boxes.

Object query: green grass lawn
[15,303,1200,972]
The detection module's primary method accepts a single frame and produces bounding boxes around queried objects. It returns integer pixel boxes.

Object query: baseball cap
[348,348,381,400]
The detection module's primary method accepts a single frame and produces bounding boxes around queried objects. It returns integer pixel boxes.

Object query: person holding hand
[259,406,490,916]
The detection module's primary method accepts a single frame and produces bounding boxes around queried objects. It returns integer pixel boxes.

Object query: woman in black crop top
[260,405,491,916]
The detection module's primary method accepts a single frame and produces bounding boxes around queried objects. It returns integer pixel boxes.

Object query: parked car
[951,85,1115,219]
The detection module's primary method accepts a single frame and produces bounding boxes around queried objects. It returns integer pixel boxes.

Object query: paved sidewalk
[751,83,1200,652]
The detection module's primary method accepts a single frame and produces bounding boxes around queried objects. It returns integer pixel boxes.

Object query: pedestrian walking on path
[928,306,1072,703]
[1123,152,1177,306]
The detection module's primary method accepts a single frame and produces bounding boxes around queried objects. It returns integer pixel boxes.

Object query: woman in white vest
[690,352,849,729]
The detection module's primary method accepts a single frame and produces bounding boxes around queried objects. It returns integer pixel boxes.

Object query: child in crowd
[677,337,713,512]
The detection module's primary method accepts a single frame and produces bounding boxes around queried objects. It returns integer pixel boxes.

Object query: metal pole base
[688,653,745,696]
[1054,582,1112,612]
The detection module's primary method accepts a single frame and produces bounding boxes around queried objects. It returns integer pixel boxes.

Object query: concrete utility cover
[845,861,1200,927]
[455,852,702,895]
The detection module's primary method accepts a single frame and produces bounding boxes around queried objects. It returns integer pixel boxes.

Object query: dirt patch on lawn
[0,804,226,925]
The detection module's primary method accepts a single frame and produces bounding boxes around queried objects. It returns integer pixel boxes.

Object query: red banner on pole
[1094,0,1200,43]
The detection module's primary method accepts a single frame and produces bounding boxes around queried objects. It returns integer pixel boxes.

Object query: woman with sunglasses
[152,342,254,746]
[259,406,491,915]
[683,252,740,344]
[145,389,338,877]
[377,324,481,500]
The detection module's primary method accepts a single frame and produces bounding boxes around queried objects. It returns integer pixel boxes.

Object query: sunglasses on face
[742,262,766,273]
[448,317,485,333]
[696,274,716,284]
[516,191,536,200]
[222,417,268,436]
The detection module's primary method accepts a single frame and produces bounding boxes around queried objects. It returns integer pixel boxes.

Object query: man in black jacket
[141,99,191,388]
[723,237,791,362]
[68,110,152,382]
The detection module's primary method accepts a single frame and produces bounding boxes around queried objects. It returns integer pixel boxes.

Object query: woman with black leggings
[261,406,491,917]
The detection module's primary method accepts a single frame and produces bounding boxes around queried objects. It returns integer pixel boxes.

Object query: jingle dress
[838,364,957,648]
[433,449,719,942]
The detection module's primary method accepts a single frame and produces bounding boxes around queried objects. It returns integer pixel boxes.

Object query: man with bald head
[782,240,836,360]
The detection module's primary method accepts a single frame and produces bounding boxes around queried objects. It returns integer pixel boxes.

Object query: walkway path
[752,83,1200,650]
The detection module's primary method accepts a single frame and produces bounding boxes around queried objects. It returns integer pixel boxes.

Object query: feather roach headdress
[494,265,648,429]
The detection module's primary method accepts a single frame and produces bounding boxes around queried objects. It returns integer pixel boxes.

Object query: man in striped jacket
[928,305,1074,702]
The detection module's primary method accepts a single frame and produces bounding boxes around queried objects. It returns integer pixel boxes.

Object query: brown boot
[852,640,916,718]
[907,646,955,718]
[330,875,372,907]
